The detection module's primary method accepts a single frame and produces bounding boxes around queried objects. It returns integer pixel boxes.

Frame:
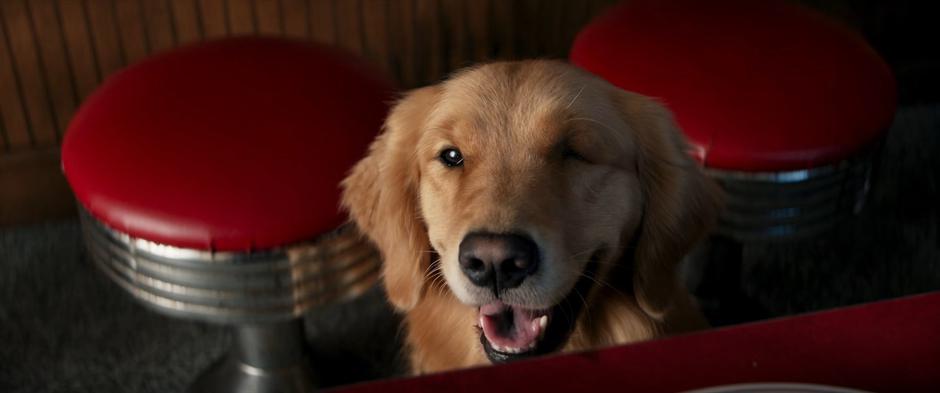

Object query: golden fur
[341,60,722,374]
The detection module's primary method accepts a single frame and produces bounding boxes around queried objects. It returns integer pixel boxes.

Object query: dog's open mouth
[479,301,549,354]
[478,250,602,363]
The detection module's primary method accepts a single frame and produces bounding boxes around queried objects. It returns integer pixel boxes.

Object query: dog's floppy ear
[341,86,441,311]
[611,89,723,320]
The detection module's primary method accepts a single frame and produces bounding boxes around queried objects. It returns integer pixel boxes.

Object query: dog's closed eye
[562,144,589,163]
[560,137,592,164]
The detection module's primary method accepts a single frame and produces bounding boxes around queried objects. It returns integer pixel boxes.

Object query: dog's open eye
[439,148,464,167]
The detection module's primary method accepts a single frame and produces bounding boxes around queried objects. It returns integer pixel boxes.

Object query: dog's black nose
[458,232,539,292]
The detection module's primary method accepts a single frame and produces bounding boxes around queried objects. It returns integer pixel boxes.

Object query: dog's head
[342,61,720,363]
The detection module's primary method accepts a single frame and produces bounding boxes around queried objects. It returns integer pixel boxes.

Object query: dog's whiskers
[565,86,586,109]
[431,276,449,299]
[425,260,451,299]
[422,255,439,279]
[564,249,622,268]
[573,268,632,303]
[572,287,591,319]
[565,248,597,261]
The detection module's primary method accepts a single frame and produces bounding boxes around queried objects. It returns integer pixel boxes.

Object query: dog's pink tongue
[479,301,547,352]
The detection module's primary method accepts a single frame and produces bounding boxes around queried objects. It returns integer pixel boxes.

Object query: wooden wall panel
[0,5,33,151]
[2,0,59,148]
[441,0,466,71]
[562,1,593,55]
[307,0,335,44]
[227,0,257,36]
[170,0,205,44]
[255,0,283,35]
[361,0,391,78]
[490,1,515,60]
[56,0,102,99]
[26,0,78,142]
[141,0,180,53]
[464,0,490,62]
[512,0,541,60]
[0,112,6,151]
[281,0,308,39]
[198,0,230,38]
[413,0,442,85]
[83,0,124,77]
[333,0,363,53]
[114,0,151,64]
[387,0,416,88]
[0,148,76,225]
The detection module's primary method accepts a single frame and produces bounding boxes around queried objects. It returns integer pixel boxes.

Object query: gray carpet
[1,104,938,392]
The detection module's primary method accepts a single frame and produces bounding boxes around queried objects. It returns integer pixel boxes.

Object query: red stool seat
[570,0,896,172]
[63,37,393,251]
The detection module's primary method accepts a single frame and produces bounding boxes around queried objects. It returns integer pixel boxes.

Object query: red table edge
[333,291,940,392]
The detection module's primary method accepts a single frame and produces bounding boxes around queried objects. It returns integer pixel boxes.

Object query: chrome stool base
[690,148,880,326]
[78,208,380,392]
[707,148,875,242]
[190,322,315,393]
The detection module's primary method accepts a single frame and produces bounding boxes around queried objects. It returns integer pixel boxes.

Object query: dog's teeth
[537,315,549,340]
[492,343,526,354]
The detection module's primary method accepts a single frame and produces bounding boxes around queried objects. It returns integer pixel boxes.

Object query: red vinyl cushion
[62,37,394,251]
[570,0,897,171]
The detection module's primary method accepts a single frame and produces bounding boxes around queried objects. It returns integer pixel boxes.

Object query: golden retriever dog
[341,60,722,374]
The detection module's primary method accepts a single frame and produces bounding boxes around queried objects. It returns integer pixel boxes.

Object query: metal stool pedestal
[81,210,380,392]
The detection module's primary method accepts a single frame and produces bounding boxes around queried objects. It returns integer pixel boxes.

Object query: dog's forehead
[431,62,613,141]
[442,62,582,110]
